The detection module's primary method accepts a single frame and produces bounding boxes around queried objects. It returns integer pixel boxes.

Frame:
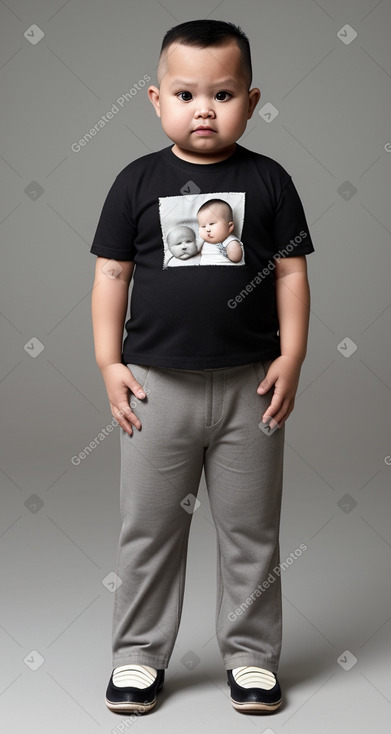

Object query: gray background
[1,0,391,731]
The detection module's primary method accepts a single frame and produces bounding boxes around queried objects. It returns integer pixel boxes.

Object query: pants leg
[203,360,285,673]
[111,359,285,673]
[111,363,205,669]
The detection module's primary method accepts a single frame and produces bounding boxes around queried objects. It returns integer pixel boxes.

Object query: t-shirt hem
[279,244,315,256]
[90,244,135,260]
[122,350,281,370]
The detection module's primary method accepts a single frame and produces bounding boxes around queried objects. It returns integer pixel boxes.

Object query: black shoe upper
[106,668,165,705]
[226,669,281,705]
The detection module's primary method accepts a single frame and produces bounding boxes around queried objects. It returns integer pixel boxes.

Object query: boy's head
[166,224,198,260]
[157,19,253,89]
[197,199,235,244]
[148,19,260,163]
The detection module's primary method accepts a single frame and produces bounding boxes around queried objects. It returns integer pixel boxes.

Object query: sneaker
[105,668,165,713]
[227,668,282,713]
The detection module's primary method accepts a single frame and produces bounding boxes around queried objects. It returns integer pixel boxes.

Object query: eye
[177,91,193,101]
[215,91,232,101]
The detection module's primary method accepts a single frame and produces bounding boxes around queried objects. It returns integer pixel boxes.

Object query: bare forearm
[275,271,310,365]
[91,272,129,370]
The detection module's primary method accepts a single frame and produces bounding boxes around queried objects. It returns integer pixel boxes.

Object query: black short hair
[158,19,252,88]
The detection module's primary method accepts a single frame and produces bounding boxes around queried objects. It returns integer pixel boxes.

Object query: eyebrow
[169,78,239,88]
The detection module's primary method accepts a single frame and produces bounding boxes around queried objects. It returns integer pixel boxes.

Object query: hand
[100,363,146,435]
[256,356,302,429]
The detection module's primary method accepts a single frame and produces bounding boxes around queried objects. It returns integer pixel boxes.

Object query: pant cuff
[112,654,170,669]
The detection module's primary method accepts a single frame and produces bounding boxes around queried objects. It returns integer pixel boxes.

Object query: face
[167,226,198,259]
[197,206,233,243]
[148,42,260,162]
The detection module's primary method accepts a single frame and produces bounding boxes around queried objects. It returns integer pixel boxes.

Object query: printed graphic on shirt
[159,192,245,268]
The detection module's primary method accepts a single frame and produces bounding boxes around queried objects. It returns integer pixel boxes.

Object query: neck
[171,143,237,164]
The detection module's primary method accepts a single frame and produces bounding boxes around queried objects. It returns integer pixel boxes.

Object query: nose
[194,104,215,119]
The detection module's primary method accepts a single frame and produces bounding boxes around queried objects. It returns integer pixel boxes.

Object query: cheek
[222,102,247,128]
[160,102,185,126]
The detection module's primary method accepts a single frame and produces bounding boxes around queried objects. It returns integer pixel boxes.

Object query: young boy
[90,19,314,715]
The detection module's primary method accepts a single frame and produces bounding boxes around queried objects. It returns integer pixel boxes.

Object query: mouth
[193,126,216,135]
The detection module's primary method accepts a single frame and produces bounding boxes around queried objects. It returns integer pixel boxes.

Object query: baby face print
[166,225,198,260]
[197,203,234,244]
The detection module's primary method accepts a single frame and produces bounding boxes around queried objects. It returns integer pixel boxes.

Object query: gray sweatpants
[111,359,285,673]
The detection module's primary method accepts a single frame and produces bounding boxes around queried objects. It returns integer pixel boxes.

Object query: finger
[257,373,276,393]
[115,402,142,432]
[112,409,133,435]
[112,406,134,434]
[127,378,146,399]
[271,400,294,428]
[117,416,134,435]
[120,404,142,430]
[261,393,283,422]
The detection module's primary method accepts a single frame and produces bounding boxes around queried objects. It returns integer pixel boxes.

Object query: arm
[225,239,243,263]
[91,257,134,369]
[91,257,146,434]
[257,255,311,427]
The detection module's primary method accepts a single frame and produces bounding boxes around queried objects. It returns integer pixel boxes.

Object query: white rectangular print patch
[159,192,245,268]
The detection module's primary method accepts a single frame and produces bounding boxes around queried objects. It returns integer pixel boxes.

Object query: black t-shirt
[90,143,315,369]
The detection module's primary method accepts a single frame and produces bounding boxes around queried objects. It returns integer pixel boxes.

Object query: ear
[228,221,235,234]
[247,87,261,119]
[148,85,161,117]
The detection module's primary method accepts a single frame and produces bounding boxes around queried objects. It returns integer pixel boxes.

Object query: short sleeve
[273,177,315,257]
[90,174,136,260]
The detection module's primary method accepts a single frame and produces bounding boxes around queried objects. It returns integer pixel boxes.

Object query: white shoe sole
[231,697,282,713]
[105,697,157,714]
